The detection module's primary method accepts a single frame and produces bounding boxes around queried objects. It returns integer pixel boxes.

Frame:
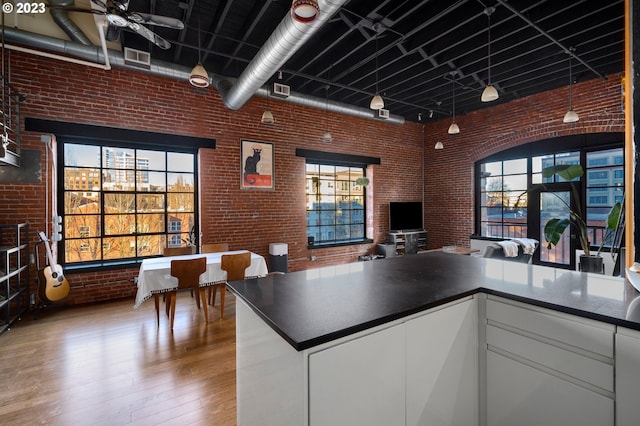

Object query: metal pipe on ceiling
[2,27,404,124]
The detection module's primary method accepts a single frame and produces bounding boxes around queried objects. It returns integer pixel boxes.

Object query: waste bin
[269,243,288,273]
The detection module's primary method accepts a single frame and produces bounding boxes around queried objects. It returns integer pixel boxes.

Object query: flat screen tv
[389,201,424,232]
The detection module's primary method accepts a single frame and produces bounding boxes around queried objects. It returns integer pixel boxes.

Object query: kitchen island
[228,252,640,426]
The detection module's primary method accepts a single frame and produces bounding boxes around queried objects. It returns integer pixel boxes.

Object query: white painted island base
[236,296,479,426]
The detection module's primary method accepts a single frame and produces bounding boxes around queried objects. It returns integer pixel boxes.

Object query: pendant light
[370,24,384,110]
[322,85,333,143]
[189,4,209,88]
[481,6,499,102]
[291,0,320,23]
[563,47,579,123]
[261,89,274,124]
[448,72,460,134]
[434,141,444,150]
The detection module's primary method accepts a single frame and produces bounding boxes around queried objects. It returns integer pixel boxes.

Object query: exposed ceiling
[6,0,626,123]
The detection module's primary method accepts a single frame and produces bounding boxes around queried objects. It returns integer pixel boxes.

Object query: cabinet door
[406,298,478,426]
[487,351,613,426]
[308,324,405,426]
[616,327,640,426]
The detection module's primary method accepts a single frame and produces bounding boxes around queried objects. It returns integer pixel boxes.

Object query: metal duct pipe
[48,0,93,46]
[3,27,404,124]
[218,0,349,111]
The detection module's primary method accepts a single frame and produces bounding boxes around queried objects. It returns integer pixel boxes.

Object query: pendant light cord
[374,32,379,94]
[568,49,573,109]
[487,11,492,85]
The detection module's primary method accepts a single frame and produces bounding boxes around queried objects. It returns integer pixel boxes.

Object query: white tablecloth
[134,250,268,308]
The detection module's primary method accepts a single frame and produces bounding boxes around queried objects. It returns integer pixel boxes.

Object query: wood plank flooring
[0,292,238,425]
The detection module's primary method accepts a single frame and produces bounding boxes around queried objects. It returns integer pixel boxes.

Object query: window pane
[65,191,100,212]
[167,194,194,212]
[105,193,135,212]
[137,171,166,192]
[103,147,135,169]
[64,215,100,239]
[503,174,527,191]
[103,170,135,191]
[168,152,194,172]
[104,214,135,235]
[138,150,166,170]
[168,172,194,191]
[136,194,165,212]
[65,144,100,167]
[103,236,136,259]
[65,238,101,262]
[64,167,101,190]
[503,159,526,175]
[137,214,165,233]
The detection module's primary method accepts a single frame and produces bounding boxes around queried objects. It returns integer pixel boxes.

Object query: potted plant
[539,164,622,273]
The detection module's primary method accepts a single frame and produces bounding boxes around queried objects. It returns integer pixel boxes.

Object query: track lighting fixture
[481,6,498,102]
[563,47,579,123]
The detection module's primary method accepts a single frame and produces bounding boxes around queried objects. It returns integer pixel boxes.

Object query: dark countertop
[228,252,640,351]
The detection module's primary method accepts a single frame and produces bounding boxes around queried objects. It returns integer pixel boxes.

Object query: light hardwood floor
[0,292,238,425]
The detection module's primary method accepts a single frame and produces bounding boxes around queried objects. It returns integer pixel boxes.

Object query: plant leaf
[541,164,583,181]
[543,218,571,248]
[605,202,621,230]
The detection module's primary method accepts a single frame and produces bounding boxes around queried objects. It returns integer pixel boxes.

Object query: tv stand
[388,231,427,255]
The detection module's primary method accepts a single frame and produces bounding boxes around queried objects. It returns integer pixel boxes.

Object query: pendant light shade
[370,25,384,110]
[434,141,444,150]
[189,63,210,88]
[481,7,498,102]
[481,84,499,102]
[261,109,274,124]
[291,0,319,23]
[563,109,579,123]
[447,122,460,135]
[369,94,384,110]
[563,47,579,123]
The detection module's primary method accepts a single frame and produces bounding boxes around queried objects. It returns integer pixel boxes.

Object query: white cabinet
[308,297,477,426]
[406,299,478,426]
[309,324,406,426]
[484,296,615,426]
[615,327,640,426]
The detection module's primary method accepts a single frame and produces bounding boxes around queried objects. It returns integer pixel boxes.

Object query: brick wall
[0,53,624,305]
[0,53,423,304]
[423,74,625,249]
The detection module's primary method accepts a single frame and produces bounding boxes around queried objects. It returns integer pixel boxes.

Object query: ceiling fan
[48,0,184,49]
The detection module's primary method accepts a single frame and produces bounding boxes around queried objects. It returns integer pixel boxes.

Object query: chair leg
[219,284,226,319]
[169,292,177,330]
[209,284,218,307]
[195,288,201,309]
[154,293,160,326]
[199,288,208,323]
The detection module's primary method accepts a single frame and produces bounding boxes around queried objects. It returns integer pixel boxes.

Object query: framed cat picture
[240,139,274,190]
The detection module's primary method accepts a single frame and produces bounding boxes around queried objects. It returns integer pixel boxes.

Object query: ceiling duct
[48,0,93,46]
[217,0,349,111]
[2,27,404,124]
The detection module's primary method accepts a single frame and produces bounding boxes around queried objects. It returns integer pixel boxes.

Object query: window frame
[57,137,199,271]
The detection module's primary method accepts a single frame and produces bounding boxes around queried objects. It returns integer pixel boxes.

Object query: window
[478,158,528,239]
[305,163,366,245]
[62,143,196,265]
[586,149,624,247]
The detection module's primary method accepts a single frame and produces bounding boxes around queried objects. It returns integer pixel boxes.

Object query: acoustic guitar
[38,231,70,302]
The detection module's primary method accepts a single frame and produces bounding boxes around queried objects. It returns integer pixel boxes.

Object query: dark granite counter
[228,252,640,350]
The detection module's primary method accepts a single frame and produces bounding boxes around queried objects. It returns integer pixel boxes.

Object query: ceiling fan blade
[128,12,184,30]
[126,22,171,49]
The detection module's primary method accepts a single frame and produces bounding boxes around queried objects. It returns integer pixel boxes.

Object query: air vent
[376,108,389,119]
[273,82,290,98]
[124,47,151,69]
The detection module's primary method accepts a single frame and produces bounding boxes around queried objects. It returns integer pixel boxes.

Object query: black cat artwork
[244,146,262,185]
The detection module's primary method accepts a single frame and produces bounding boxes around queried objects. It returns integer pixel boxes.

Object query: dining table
[134,250,269,308]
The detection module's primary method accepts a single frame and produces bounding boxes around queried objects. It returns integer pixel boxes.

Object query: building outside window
[61,143,196,265]
[305,163,366,245]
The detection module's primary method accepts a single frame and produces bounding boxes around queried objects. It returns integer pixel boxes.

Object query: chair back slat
[171,257,207,289]
[163,246,194,257]
[202,243,229,253]
[221,252,251,282]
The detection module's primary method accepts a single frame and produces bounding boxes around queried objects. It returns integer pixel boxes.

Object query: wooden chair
[202,243,229,254]
[202,243,230,306]
[163,246,199,309]
[162,257,208,330]
[163,246,194,257]
[213,252,251,319]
